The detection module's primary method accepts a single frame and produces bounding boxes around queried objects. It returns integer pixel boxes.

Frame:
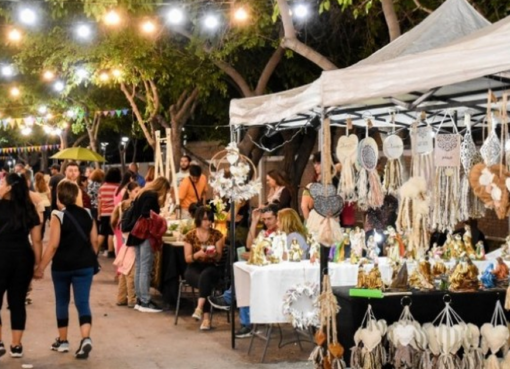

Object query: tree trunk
[381,0,401,41]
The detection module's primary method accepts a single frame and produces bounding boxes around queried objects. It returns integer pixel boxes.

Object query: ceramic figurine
[475,241,486,260]
[308,233,320,264]
[493,257,509,287]
[463,225,476,257]
[481,263,495,288]
[366,235,380,264]
[288,238,303,262]
[449,258,480,291]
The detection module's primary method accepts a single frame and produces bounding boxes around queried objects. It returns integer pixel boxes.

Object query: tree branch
[381,0,402,41]
[120,82,155,147]
[255,47,285,95]
[276,0,337,71]
[175,88,199,124]
[412,0,433,14]
[214,59,254,97]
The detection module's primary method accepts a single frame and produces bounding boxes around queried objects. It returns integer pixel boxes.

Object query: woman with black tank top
[0,173,42,359]
[35,180,98,360]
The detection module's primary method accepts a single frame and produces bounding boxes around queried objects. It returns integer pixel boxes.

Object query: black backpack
[120,200,138,233]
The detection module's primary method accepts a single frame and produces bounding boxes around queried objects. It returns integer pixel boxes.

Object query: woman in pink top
[98,168,121,258]
[113,171,137,255]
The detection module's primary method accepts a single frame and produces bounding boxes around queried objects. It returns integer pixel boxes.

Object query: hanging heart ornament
[309,183,344,218]
[359,137,378,171]
[383,134,404,160]
[336,134,358,163]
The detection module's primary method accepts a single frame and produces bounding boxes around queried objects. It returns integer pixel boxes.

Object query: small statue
[449,258,480,291]
[431,243,444,260]
[288,238,303,262]
[247,239,272,266]
[366,264,383,290]
[493,257,509,287]
[329,231,348,262]
[475,241,486,260]
[356,267,366,289]
[463,225,476,258]
[453,234,466,259]
[501,236,510,260]
[408,257,434,290]
[366,235,380,264]
[432,259,447,278]
[271,231,287,262]
[442,231,454,261]
[349,227,365,264]
[384,227,401,264]
[308,234,320,264]
[481,263,495,288]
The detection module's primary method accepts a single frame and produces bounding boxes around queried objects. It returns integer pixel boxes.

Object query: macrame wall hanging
[309,274,345,369]
[458,114,485,221]
[383,113,405,196]
[431,111,461,232]
[396,177,430,259]
[410,114,434,191]
[357,120,384,211]
[336,118,358,202]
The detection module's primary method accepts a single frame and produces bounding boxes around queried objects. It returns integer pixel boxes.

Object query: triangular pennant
[102,111,109,117]
[115,110,122,117]
[109,110,115,117]
[122,109,129,115]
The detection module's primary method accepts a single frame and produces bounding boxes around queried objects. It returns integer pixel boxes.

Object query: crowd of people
[0,150,350,361]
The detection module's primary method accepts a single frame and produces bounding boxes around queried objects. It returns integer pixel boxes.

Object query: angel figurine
[366,235,380,264]
[384,227,401,264]
[442,231,454,261]
[308,233,320,264]
[481,263,495,288]
[475,241,486,260]
[463,225,476,257]
[288,238,303,262]
[349,227,365,264]
[493,257,509,287]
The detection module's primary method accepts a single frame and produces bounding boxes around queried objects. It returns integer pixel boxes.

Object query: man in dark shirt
[49,164,64,211]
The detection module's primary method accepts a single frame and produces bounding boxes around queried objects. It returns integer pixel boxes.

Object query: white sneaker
[75,338,92,359]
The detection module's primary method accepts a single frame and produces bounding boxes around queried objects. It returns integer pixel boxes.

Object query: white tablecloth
[233,257,500,324]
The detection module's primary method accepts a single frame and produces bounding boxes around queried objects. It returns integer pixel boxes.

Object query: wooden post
[166,128,180,207]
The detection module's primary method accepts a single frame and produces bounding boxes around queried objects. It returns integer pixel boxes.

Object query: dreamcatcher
[410,114,434,191]
[386,299,428,369]
[350,304,388,369]
[426,296,465,369]
[357,120,384,211]
[336,118,358,202]
[282,283,320,330]
[382,113,405,196]
[480,300,510,369]
[309,275,345,369]
[458,114,485,222]
[396,177,430,259]
[431,111,461,232]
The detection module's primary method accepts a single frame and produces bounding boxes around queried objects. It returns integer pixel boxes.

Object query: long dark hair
[115,170,136,196]
[5,173,39,232]
[122,182,140,201]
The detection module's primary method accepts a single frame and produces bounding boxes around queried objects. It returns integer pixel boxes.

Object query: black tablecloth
[159,243,187,306]
[334,286,508,355]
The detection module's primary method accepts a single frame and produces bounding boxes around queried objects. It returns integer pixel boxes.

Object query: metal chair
[174,279,196,325]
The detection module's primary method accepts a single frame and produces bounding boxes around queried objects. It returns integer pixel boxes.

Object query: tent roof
[229,0,494,128]
[322,15,510,127]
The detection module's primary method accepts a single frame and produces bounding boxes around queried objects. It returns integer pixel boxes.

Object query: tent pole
[230,128,237,350]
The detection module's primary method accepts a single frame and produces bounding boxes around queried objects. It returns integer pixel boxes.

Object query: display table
[333,286,509,355]
[234,258,504,325]
[158,242,187,306]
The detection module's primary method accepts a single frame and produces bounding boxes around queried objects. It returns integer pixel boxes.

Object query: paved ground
[0,253,313,369]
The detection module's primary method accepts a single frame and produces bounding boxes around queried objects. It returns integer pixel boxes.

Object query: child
[111,182,140,307]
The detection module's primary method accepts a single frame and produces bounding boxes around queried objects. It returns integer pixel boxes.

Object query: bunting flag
[95,108,130,117]
[0,144,60,154]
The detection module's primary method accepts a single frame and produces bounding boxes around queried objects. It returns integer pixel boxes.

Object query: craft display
[282,283,320,330]
[384,226,405,263]
[396,177,430,259]
[408,258,434,290]
[309,274,345,369]
[431,131,461,232]
[350,305,387,369]
[458,114,485,221]
[448,258,479,292]
[480,301,509,369]
[357,134,384,211]
[356,263,383,290]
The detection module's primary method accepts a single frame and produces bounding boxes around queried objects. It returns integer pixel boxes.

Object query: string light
[167,8,184,25]
[19,8,37,25]
[141,20,157,34]
[10,87,20,97]
[54,81,65,92]
[43,70,55,81]
[233,7,249,22]
[99,72,109,81]
[38,106,47,114]
[76,67,89,80]
[7,29,22,42]
[1,65,14,77]
[104,10,121,26]
[112,69,122,78]
[76,24,92,39]
[21,126,32,135]
[293,4,309,19]
[66,110,76,118]
[203,14,220,30]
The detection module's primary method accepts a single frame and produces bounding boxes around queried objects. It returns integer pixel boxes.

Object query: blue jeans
[224,288,250,327]
[134,239,154,304]
[52,267,94,328]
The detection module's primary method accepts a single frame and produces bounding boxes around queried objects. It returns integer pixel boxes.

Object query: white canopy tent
[229,0,493,129]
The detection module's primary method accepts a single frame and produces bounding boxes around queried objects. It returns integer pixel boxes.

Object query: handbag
[63,209,100,275]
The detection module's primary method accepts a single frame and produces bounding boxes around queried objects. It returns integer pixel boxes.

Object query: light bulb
[374,231,383,243]
[66,109,76,118]
[204,14,219,29]
[233,7,249,22]
[293,4,309,19]
[104,10,121,26]
[76,68,88,80]
[7,29,22,42]
[43,125,52,134]
[20,8,37,25]
[167,8,184,24]
[141,20,156,33]
[1,65,14,77]
[99,72,109,81]
[10,87,20,97]
[54,128,62,135]
[76,24,92,39]
[112,69,122,78]
[54,81,65,92]
[38,105,47,114]
[21,127,32,135]
[43,70,55,81]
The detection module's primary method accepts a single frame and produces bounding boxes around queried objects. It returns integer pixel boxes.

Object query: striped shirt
[98,182,118,216]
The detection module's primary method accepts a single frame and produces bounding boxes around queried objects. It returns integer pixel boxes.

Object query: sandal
[200,319,211,331]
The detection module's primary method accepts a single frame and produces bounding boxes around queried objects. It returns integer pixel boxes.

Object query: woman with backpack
[126,177,170,313]
[34,180,98,360]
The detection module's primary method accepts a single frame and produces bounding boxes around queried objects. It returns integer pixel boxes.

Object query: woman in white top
[34,172,51,237]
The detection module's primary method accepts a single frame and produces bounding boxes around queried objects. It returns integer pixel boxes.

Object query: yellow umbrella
[50,147,106,162]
